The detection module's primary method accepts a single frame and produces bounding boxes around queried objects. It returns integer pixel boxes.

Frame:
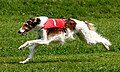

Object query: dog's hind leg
[66,28,75,40]
[19,43,37,64]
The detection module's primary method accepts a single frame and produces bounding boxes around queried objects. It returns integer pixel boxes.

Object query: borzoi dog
[18,16,111,64]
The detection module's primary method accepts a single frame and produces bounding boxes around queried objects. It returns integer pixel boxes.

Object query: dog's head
[18,17,41,35]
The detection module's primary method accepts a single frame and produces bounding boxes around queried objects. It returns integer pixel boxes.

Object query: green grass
[0,0,120,72]
[1,52,120,72]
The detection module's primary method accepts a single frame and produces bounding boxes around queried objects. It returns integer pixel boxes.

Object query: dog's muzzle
[18,30,25,36]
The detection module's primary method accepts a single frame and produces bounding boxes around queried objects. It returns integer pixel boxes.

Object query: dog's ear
[30,18,33,20]
[68,18,71,20]
[36,18,41,24]
[32,18,41,26]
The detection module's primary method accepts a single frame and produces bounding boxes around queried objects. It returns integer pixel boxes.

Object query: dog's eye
[24,24,29,27]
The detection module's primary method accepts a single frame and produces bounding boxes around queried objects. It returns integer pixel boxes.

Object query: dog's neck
[34,16,48,31]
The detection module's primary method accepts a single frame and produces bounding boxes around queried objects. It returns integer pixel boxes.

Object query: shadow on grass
[0,59,94,65]
[0,61,19,65]
[0,60,91,65]
[0,55,94,64]
[29,58,94,64]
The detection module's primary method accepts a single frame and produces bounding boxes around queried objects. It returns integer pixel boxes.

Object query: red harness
[43,19,65,29]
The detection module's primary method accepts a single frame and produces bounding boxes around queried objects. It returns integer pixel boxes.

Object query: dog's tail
[72,19,111,50]
[85,30,111,50]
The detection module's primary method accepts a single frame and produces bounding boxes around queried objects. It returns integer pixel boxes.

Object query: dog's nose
[18,31,21,34]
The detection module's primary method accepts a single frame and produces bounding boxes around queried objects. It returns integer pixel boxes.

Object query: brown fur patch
[64,18,76,31]
[47,28,65,37]
[22,18,41,32]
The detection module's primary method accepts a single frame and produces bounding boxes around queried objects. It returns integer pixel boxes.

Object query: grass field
[0,0,120,72]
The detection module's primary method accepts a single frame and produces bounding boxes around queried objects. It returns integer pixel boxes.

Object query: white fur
[35,16,48,30]
[66,28,75,40]
[72,19,111,50]
[19,27,25,33]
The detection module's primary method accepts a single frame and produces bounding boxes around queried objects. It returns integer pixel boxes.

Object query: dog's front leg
[18,39,49,50]
[37,30,43,39]
[42,29,47,41]
[19,43,37,64]
[18,40,41,50]
[18,41,30,50]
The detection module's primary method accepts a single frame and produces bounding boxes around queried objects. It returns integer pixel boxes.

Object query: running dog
[18,16,111,64]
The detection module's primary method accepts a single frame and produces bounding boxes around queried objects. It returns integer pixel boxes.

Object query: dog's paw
[18,47,22,50]
[19,58,30,64]
[18,46,23,50]
[18,42,29,50]
[19,61,27,64]
[18,45,24,50]
[71,37,75,40]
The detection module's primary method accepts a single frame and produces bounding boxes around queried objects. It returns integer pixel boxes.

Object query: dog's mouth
[18,31,26,36]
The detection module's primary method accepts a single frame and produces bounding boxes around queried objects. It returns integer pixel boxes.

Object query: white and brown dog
[18,16,111,64]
